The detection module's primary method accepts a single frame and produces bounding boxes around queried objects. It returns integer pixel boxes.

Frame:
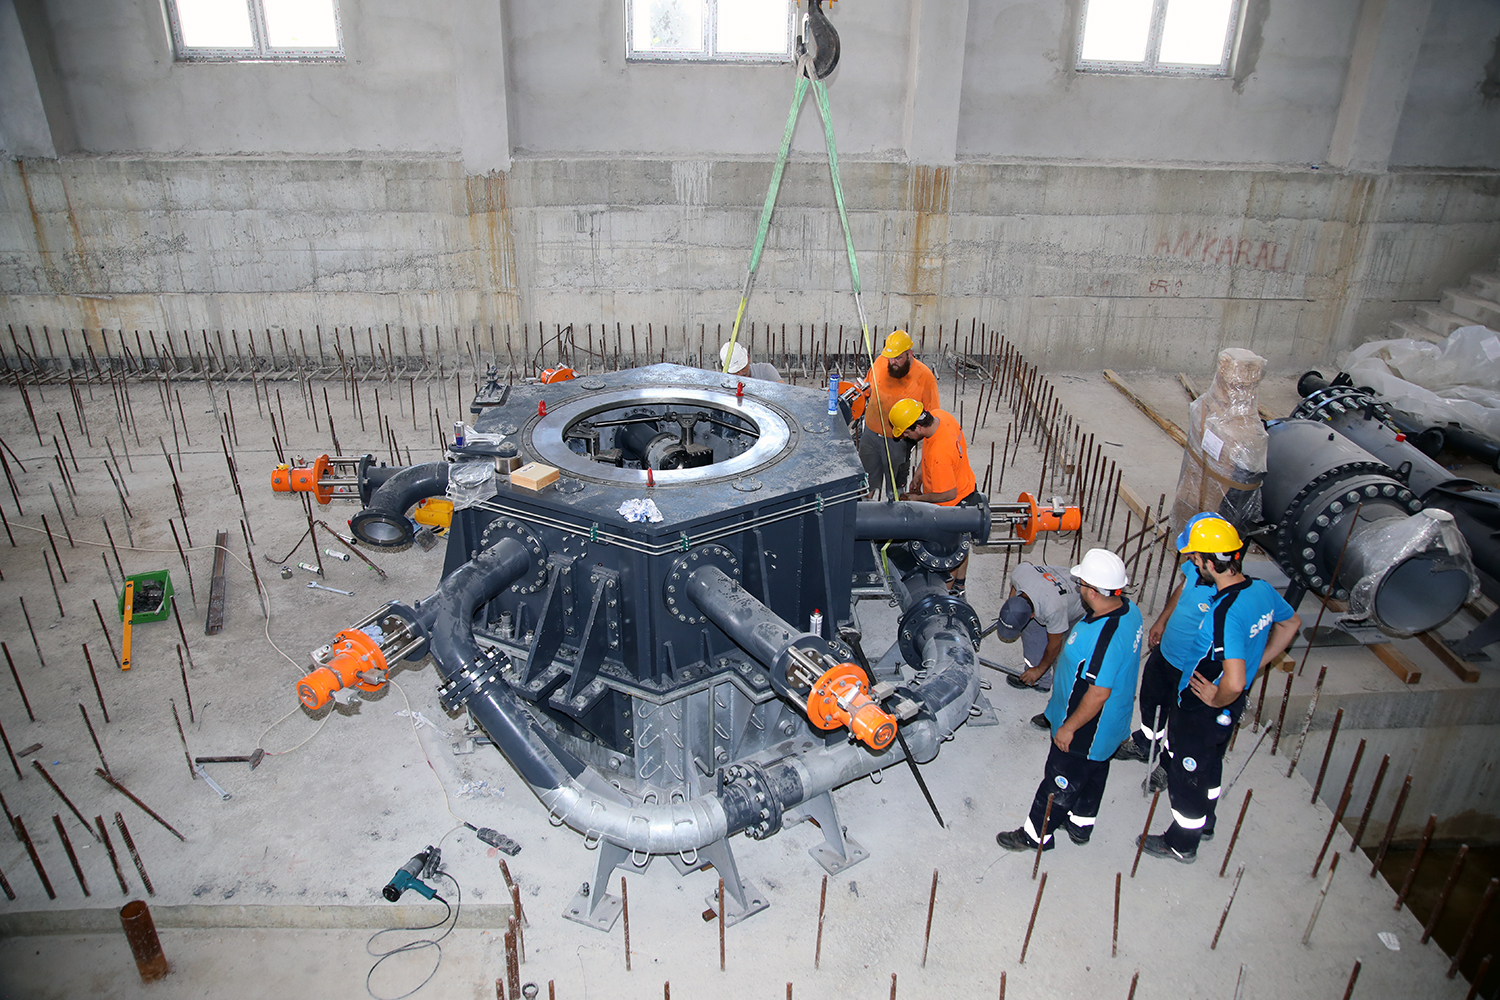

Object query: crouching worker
[996,549,1143,853]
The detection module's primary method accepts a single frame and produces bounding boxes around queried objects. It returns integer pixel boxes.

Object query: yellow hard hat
[888,398,924,435]
[881,330,913,359]
[1180,517,1244,554]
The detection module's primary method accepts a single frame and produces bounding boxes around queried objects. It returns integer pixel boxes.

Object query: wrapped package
[1341,508,1478,636]
[1172,348,1269,535]
[447,460,496,510]
[1341,325,1500,441]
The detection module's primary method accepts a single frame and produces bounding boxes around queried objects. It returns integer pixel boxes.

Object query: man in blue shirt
[1141,519,1301,864]
[1114,513,1224,765]
[996,549,1143,852]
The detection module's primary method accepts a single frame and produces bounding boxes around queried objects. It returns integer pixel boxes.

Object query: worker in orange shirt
[860,330,940,499]
[890,398,980,595]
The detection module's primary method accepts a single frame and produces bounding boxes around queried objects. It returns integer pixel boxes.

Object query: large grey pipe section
[350,462,450,548]
[855,500,989,545]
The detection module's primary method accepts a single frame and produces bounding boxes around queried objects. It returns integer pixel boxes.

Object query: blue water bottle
[827,374,839,415]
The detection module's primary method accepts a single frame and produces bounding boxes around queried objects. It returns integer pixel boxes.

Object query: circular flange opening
[527,387,795,486]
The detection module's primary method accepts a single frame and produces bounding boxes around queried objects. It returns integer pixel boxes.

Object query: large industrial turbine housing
[316,364,994,928]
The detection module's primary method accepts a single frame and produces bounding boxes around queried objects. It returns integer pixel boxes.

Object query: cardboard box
[511,462,560,491]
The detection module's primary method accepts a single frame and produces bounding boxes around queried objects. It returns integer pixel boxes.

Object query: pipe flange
[478,519,550,594]
[907,536,970,573]
[1278,468,1419,597]
[437,647,508,713]
[718,761,784,841]
[897,594,983,667]
[380,601,432,662]
[665,545,741,624]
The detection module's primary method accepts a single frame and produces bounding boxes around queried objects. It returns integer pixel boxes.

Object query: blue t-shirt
[1044,599,1144,761]
[1159,561,1219,672]
[1179,577,1296,700]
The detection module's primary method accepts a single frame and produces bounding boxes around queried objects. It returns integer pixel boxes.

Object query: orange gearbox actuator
[805,663,897,751]
[271,454,368,506]
[1012,491,1083,544]
[296,628,391,710]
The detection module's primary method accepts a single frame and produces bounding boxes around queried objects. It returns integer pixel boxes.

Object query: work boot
[1145,764,1168,793]
[1138,834,1196,864]
[996,828,1052,853]
[1201,828,1215,842]
[1030,712,1050,731]
[1064,822,1091,846]
[1113,738,1150,763]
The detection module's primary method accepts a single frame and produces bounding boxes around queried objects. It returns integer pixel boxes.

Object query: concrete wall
[1389,0,1500,169]
[4,157,1499,372]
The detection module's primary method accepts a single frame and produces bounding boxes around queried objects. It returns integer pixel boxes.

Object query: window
[626,0,793,63]
[1077,0,1241,76]
[166,0,342,61]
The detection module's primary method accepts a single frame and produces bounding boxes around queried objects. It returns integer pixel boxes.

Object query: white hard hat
[720,343,749,373]
[1071,548,1129,594]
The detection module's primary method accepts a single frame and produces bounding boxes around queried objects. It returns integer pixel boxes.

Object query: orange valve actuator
[296,628,391,710]
[805,662,897,751]
[1014,491,1082,544]
[270,454,367,506]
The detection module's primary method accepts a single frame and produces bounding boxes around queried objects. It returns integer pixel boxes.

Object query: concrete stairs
[1382,261,1500,344]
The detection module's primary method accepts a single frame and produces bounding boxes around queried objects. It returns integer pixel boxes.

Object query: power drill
[382,846,440,902]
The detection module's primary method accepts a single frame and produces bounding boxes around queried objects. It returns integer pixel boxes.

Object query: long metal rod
[95,769,186,842]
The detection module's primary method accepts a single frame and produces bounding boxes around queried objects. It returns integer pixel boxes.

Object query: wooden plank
[1369,643,1422,685]
[1177,373,1200,401]
[204,530,228,636]
[1414,630,1481,683]
[1102,369,1188,447]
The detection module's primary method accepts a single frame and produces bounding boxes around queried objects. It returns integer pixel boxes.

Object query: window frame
[164,0,345,63]
[1075,0,1245,78]
[624,0,795,65]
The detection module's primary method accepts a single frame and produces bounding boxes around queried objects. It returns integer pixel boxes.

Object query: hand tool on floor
[194,748,266,770]
[121,580,134,671]
[307,581,355,596]
[191,763,231,800]
[383,846,440,902]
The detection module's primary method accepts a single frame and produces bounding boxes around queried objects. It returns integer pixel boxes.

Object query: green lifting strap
[723,73,872,374]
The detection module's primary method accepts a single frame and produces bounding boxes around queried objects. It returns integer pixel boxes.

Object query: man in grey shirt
[721,343,782,383]
[993,563,1086,703]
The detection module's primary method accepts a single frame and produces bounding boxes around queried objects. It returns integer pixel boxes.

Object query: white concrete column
[902,0,971,166]
[1327,0,1434,173]
[451,0,512,174]
[0,0,61,157]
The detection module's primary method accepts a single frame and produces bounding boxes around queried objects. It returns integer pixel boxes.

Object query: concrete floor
[0,360,1486,999]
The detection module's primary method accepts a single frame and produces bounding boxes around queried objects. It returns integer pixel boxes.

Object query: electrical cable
[365,871,461,1000]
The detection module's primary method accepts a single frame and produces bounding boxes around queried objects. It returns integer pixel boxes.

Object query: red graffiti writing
[1148,278,1182,296]
[1154,232,1288,272]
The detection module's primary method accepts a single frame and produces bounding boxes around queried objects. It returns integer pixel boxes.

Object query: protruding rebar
[1370,774,1413,878]
[921,868,938,967]
[1395,814,1438,910]
[1019,871,1047,964]
[1219,789,1253,878]
[1310,708,1344,804]
[14,816,55,899]
[1422,845,1470,944]
[96,815,129,894]
[1349,753,1390,851]
[3,642,35,721]
[1312,739,1366,877]
[53,813,90,896]
[1131,790,1161,878]
[115,812,154,896]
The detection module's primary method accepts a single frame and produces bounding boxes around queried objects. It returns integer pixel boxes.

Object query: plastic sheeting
[447,460,496,510]
[1342,508,1478,636]
[1172,348,1269,536]
[1342,325,1500,441]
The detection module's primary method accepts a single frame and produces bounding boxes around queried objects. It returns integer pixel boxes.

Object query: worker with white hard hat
[1138,519,1301,865]
[859,330,938,499]
[719,342,782,383]
[996,549,1143,854]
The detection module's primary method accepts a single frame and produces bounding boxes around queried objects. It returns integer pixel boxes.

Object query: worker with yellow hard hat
[1139,515,1302,865]
[859,330,939,499]
[891,397,979,593]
